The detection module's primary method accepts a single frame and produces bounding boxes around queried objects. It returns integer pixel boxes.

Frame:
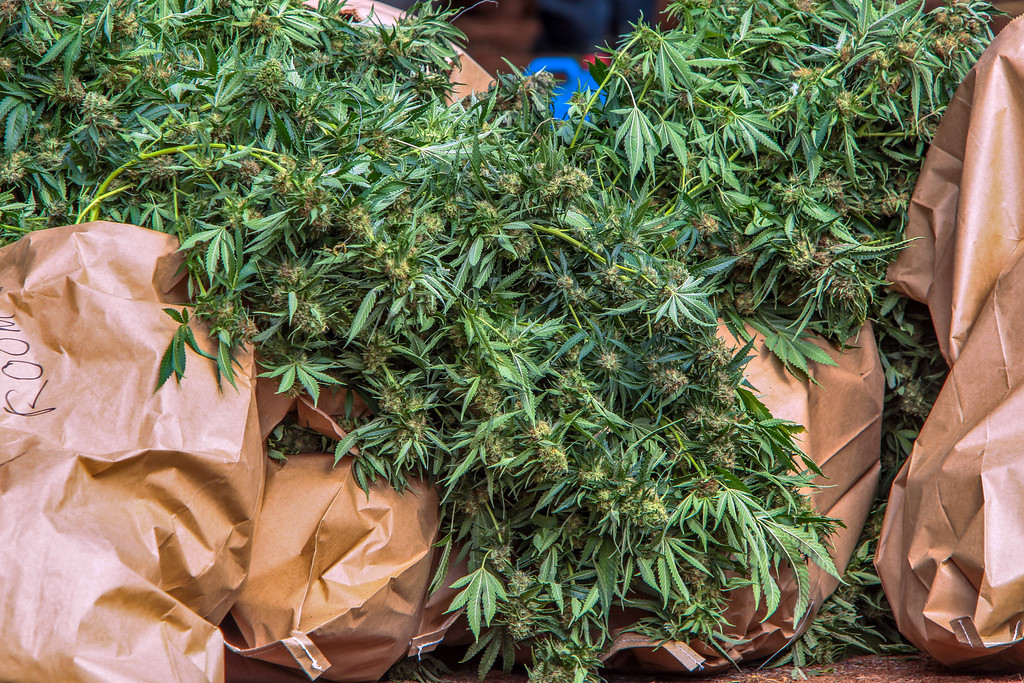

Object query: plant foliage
[0,0,990,678]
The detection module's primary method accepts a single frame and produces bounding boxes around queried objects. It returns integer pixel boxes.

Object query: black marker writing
[0,293,55,417]
[5,381,54,417]
[0,338,28,356]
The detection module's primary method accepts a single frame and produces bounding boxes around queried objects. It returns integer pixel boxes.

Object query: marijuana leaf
[447,563,508,639]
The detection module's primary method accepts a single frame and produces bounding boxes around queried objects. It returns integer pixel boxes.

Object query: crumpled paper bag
[877,16,1024,670]
[888,17,1024,366]
[877,242,1024,670]
[604,323,883,673]
[224,385,443,682]
[221,4,489,678]
[224,319,882,680]
[0,221,265,682]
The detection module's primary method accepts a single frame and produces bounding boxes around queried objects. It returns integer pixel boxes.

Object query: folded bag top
[224,383,442,683]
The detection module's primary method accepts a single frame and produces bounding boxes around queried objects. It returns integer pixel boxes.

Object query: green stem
[177,150,222,192]
[855,130,909,138]
[172,177,180,222]
[86,143,287,222]
[531,231,584,329]
[569,35,641,149]
[530,223,658,289]
[76,185,133,224]
[531,224,605,262]
[485,503,502,536]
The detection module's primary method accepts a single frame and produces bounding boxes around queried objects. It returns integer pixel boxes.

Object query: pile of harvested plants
[0,0,991,678]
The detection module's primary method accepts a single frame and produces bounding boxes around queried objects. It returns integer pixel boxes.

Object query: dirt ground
[671,655,1024,682]
[437,655,1024,683]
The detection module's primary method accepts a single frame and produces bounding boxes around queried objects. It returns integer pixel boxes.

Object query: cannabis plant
[458,0,987,668]
[0,0,989,678]
[538,0,988,352]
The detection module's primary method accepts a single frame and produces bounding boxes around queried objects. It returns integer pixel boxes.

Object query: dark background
[449,0,672,75]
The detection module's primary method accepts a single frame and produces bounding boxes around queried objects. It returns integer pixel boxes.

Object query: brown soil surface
[685,654,1024,682]
[439,655,1024,682]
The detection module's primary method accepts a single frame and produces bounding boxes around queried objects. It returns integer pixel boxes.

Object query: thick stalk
[84,144,287,222]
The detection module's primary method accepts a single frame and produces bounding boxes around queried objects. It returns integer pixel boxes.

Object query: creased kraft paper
[223,386,447,682]
[227,322,882,680]
[888,17,1024,365]
[878,15,1024,671]
[878,241,1024,670]
[0,222,265,682]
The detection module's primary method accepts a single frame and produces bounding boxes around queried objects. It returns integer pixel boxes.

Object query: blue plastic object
[525,56,601,120]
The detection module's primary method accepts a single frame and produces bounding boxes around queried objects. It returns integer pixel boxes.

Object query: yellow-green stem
[532,230,584,329]
[569,35,641,149]
[531,223,658,289]
[76,185,133,224]
[86,144,287,222]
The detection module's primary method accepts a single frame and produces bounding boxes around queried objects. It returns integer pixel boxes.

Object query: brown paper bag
[888,17,1024,366]
[224,387,442,682]
[0,221,265,682]
[604,323,883,673]
[876,243,1024,670]
[879,17,1024,671]
[222,7,488,675]
[227,319,882,679]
